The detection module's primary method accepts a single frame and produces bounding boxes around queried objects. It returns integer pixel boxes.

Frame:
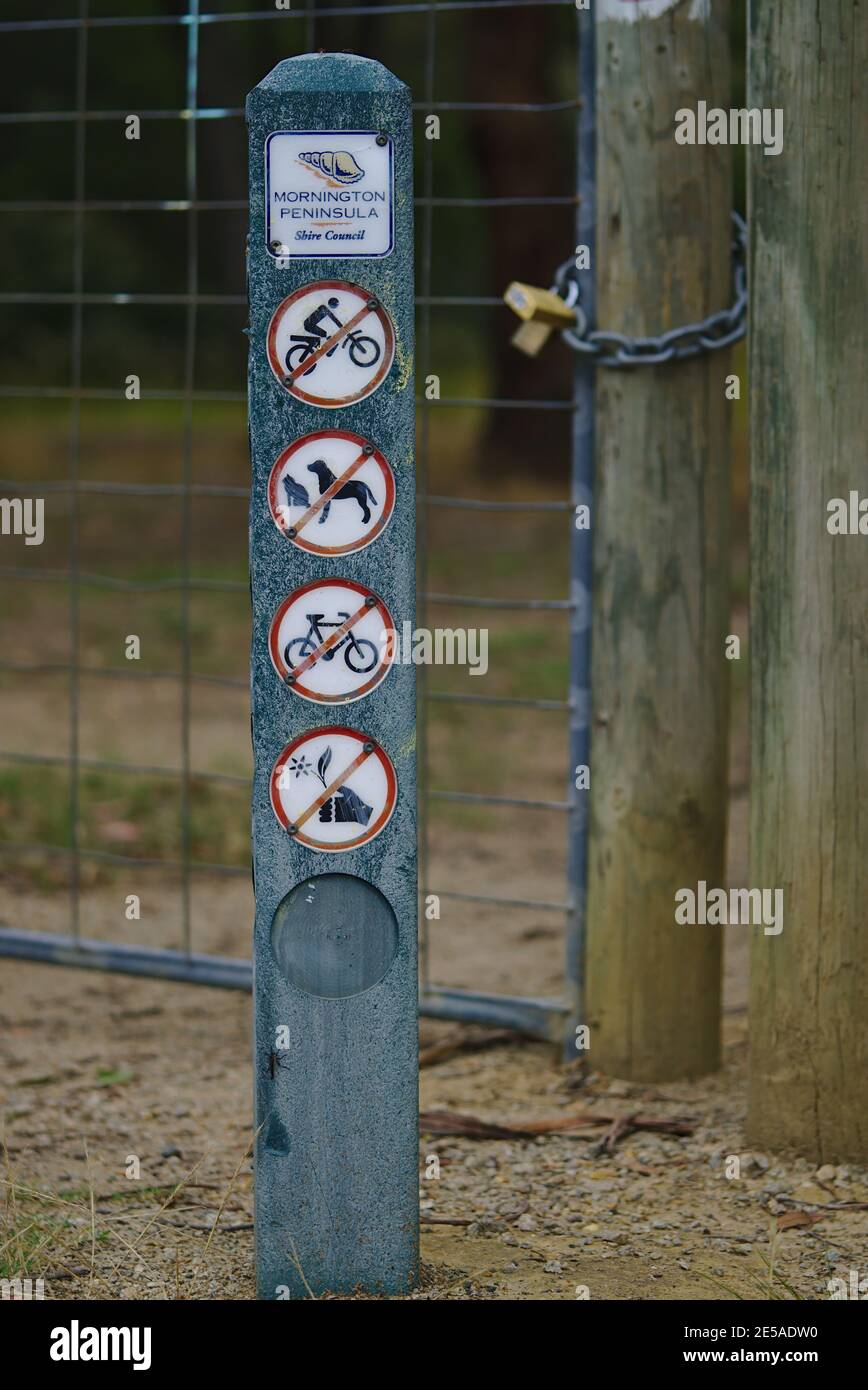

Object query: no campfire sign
[270,727,397,851]
[247,53,417,1301]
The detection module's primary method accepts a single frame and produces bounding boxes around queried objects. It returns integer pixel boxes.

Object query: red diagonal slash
[287,449,369,536]
[290,744,374,833]
[285,302,376,383]
[286,598,377,685]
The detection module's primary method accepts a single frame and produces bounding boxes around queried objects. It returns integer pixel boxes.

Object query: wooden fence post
[585,1,731,1080]
[247,54,418,1296]
[747,3,868,1160]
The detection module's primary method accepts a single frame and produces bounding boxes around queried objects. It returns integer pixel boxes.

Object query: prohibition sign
[267,430,396,556]
[269,576,394,703]
[267,279,395,407]
[270,727,397,852]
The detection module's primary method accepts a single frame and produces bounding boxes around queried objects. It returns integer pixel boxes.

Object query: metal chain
[553,212,747,368]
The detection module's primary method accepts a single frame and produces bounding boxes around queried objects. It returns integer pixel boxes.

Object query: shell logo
[298,151,364,185]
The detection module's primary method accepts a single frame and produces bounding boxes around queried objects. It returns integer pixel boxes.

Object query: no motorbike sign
[268,576,394,703]
[267,430,395,555]
[267,279,395,406]
[270,726,397,851]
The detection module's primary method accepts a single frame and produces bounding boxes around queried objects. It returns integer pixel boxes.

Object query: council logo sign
[270,727,397,852]
[267,430,395,556]
[267,279,395,407]
[268,576,394,703]
[265,130,394,259]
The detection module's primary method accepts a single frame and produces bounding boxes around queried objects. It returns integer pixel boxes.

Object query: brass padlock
[503,280,576,328]
[504,279,575,357]
[511,320,554,358]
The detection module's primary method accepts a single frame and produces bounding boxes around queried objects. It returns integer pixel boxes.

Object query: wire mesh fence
[0,0,585,1040]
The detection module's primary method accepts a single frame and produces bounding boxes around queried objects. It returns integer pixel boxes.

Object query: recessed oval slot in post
[270,873,398,998]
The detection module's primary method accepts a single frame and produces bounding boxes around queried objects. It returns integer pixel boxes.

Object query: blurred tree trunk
[466,10,573,477]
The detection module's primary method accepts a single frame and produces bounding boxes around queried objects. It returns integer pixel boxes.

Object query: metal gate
[0,0,590,1048]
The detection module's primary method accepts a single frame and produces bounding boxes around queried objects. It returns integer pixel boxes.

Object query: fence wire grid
[0,0,591,1044]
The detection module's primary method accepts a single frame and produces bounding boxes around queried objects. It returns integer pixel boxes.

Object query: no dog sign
[268,430,395,555]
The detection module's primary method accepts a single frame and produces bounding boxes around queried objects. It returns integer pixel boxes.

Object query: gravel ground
[2,944,867,1302]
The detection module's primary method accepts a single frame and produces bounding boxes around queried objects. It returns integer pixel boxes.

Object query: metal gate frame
[0,0,592,1049]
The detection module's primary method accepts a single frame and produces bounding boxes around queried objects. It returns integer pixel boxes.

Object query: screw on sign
[270,727,397,852]
[267,279,395,406]
[268,430,396,555]
[268,577,394,703]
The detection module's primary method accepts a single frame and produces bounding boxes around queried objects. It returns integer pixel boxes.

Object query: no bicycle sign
[268,577,394,703]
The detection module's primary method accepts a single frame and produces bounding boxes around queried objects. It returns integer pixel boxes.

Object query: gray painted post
[246,55,418,1299]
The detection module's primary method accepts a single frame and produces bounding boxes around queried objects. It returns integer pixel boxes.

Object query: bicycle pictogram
[283,611,379,674]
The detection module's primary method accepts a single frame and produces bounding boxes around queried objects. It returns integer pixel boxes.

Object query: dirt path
[2,938,866,1301]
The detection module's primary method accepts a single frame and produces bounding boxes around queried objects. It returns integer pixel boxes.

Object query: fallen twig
[419,1107,695,1141]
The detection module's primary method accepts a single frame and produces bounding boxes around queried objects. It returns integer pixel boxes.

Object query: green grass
[0,766,250,883]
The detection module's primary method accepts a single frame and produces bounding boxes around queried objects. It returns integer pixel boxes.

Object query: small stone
[161,1144,182,1159]
[516,1214,536,1232]
[816,1164,836,1183]
[543,1260,562,1274]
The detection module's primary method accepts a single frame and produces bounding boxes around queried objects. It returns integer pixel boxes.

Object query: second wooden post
[585,1,731,1080]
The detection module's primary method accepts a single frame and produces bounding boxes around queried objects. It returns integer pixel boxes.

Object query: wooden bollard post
[747,4,868,1160]
[585,1,732,1080]
[246,55,418,1297]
